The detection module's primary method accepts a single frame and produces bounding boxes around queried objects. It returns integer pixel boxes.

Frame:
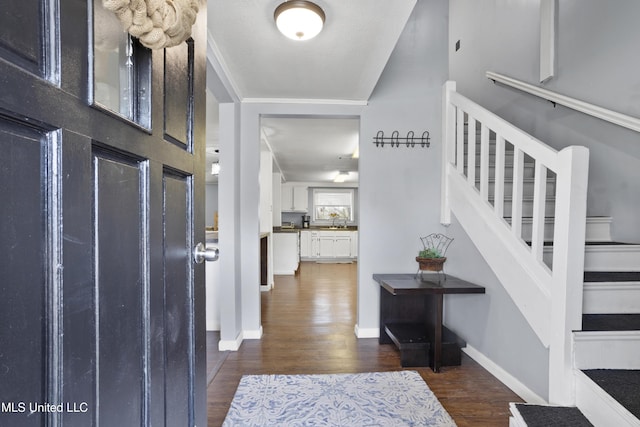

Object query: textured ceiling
[261,117,359,183]
[208,0,416,101]
[206,0,416,182]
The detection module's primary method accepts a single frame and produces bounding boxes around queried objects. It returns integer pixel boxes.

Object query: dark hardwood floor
[207,262,522,426]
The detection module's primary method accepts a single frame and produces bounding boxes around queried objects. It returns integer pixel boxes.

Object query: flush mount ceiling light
[274,1,325,41]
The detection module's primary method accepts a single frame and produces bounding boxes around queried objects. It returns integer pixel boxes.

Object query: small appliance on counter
[302,215,310,228]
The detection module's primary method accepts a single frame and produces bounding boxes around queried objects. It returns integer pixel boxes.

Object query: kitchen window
[312,188,354,224]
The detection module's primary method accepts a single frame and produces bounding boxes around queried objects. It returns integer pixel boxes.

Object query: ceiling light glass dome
[274,1,325,41]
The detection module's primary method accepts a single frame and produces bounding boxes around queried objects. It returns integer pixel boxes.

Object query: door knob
[193,242,219,263]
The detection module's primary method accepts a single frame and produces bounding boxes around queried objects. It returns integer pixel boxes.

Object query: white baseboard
[260,283,273,292]
[354,324,379,338]
[462,345,547,404]
[206,324,221,332]
[243,326,263,340]
[218,332,243,351]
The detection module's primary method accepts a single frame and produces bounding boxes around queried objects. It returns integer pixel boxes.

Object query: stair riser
[513,217,612,243]
[583,282,640,314]
[543,245,640,271]
[574,331,640,369]
[584,248,640,272]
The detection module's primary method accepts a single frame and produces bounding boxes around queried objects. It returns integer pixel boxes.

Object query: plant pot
[415,256,446,272]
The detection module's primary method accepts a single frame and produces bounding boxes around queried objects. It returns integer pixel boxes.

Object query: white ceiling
[205,0,417,183]
[261,117,359,183]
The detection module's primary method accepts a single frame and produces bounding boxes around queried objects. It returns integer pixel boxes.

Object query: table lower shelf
[384,322,464,369]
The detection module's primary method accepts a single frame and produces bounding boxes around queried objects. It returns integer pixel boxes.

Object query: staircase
[485,148,640,425]
[511,230,640,426]
[440,81,640,426]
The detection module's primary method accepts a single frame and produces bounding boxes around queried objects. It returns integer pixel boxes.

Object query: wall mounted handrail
[441,81,589,405]
[487,71,640,133]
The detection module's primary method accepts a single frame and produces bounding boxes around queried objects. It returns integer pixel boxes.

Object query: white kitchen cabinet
[281,183,308,212]
[334,234,352,258]
[310,231,320,258]
[273,232,300,275]
[319,231,351,258]
[292,185,308,211]
[318,233,335,258]
[300,230,311,258]
[350,231,358,259]
[281,183,293,212]
[300,229,357,260]
[311,230,353,259]
[300,230,319,258]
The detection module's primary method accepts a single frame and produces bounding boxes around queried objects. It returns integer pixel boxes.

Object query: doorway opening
[259,115,360,328]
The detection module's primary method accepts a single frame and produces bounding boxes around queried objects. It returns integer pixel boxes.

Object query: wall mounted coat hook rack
[373,130,430,148]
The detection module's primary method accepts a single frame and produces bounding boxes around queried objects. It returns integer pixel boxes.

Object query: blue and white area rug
[222,370,457,426]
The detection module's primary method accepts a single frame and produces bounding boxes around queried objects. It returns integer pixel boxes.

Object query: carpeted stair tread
[582,314,640,331]
[582,369,640,419]
[527,241,633,248]
[584,271,640,282]
[514,404,593,426]
[585,241,631,246]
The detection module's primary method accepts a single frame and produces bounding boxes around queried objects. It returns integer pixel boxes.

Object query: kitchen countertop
[273,226,358,233]
[273,227,300,233]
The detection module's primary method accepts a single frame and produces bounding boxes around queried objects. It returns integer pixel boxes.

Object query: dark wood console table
[373,273,485,372]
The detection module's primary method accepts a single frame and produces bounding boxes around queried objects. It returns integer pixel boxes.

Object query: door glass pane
[93,0,151,127]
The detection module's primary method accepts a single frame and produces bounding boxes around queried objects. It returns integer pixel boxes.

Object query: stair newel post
[548,145,589,405]
[441,81,457,225]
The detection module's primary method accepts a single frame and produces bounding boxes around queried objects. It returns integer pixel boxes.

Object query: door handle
[193,242,219,263]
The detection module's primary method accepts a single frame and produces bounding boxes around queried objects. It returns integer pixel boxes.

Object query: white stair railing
[441,81,589,404]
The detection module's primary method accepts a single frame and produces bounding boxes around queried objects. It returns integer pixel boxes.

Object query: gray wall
[444,215,550,398]
[358,0,449,330]
[358,0,549,400]
[449,0,640,242]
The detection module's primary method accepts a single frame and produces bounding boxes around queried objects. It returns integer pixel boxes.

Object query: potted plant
[415,233,453,278]
[416,247,446,271]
